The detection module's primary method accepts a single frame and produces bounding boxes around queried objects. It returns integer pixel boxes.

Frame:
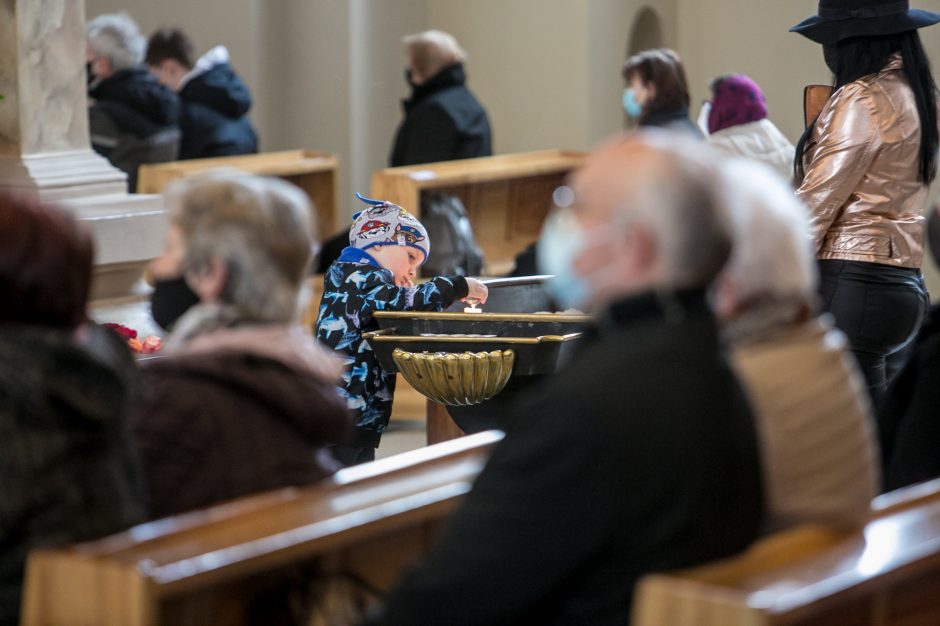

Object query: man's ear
[710,273,739,320]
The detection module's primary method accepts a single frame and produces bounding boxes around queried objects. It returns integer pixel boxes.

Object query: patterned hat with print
[349,193,430,264]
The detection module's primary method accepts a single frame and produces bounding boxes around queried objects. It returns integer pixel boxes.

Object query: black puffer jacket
[89,67,180,138]
[0,325,143,626]
[389,63,492,167]
[89,67,181,189]
[179,63,259,160]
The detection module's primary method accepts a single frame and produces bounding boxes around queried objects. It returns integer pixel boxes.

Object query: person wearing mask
[622,48,703,138]
[702,74,796,180]
[86,12,180,190]
[362,131,762,626]
[0,193,143,625]
[145,29,259,160]
[390,30,492,167]
[791,0,938,407]
[130,173,351,519]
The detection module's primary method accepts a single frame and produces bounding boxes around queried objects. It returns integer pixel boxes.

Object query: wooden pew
[632,496,940,626]
[370,149,586,275]
[21,431,502,626]
[137,150,341,240]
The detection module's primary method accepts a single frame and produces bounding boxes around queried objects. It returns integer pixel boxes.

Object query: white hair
[613,131,733,289]
[403,30,467,79]
[86,12,145,71]
[166,172,316,324]
[719,158,817,304]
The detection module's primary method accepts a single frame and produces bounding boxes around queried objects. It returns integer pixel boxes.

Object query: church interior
[6,0,940,624]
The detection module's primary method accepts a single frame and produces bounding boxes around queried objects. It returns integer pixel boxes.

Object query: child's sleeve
[362,272,470,313]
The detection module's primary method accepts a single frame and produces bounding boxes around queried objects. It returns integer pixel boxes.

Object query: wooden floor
[379,376,428,459]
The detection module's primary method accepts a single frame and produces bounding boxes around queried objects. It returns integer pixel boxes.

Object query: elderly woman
[712,160,879,533]
[390,30,492,167]
[0,193,143,625]
[622,48,702,138]
[130,173,351,519]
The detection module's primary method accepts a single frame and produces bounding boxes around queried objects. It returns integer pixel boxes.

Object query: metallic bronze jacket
[797,56,926,269]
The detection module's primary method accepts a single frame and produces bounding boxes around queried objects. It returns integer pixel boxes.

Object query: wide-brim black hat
[791,0,940,44]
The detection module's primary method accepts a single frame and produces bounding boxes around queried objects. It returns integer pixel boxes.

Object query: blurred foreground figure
[363,131,763,626]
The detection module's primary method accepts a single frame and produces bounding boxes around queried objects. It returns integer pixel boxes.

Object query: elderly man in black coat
[389,30,492,167]
[363,131,764,626]
[86,13,181,191]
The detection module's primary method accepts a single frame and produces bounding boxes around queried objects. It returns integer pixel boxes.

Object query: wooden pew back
[370,150,586,275]
[632,494,940,626]
[137,150,340,240]
[21,431,503,626]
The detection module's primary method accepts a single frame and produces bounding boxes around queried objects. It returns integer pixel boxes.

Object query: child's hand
[464,278,488,304]
[396,276,414,288]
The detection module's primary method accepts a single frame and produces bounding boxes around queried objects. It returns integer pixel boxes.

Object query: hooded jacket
[0,325,143,626]
[390,63,492,167]
[177,46,259,160]
[130,318,351,519]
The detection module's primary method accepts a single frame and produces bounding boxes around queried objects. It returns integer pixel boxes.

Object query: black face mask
[405,68,417,89]
[86,62,95,88]
[150,275,200,331]
[928,207,940,268]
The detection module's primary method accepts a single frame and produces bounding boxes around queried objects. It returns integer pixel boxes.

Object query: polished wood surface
[137,150,340,241]
[803,84,834,128]
[427,401,466,445]
[633,495,940,626]
[369,150,586,275]
[21,431,502,626]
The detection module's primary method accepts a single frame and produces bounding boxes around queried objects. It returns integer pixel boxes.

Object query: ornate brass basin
[392,348,515,406]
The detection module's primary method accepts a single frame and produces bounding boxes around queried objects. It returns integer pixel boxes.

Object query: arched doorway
[627,7,664,57]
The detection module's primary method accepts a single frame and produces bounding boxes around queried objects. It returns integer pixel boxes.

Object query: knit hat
[708,75,768,135]
[349,193,430,264]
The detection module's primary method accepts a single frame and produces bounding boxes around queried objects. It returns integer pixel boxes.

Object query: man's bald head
[565,131,732,306]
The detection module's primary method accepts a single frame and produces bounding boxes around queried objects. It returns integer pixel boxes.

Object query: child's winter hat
[349,193,430,263]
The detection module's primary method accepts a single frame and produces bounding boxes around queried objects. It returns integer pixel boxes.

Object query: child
[316,194,488,465]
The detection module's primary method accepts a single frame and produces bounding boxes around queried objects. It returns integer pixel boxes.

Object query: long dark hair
[623,49,691,123]
[794,30,939,185]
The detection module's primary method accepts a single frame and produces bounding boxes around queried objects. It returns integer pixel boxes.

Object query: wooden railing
[632,481,940,626]
[21,431,503,626]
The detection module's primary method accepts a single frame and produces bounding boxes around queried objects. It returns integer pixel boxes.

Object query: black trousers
[818,259,929,408]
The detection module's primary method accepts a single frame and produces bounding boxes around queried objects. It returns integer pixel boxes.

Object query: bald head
[564,131,732,307]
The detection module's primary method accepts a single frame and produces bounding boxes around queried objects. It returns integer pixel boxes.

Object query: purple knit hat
[707,74,768,135]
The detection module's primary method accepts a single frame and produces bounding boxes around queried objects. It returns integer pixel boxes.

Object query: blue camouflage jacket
[315,247,468,446]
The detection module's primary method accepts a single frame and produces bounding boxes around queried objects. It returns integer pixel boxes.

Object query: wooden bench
[21,431,502,626]
[137,150,340,240]
[370,149,586,275]
[632,494,940,626]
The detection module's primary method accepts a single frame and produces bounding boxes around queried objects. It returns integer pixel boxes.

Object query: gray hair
[719,158,817,304]
[404,30,467,79]
[86,12,145,71]
[166,172,316,324]
[617,132,733,289]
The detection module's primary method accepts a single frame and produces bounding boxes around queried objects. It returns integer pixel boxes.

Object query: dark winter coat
[366,290,763,626]
[641,107,705,139]
[88,66,181,189]
[129,323,351,520]
[879,304,940,491]
[389,63,492,167]
[178,63,259,160]
[316,248,469,447]
[0,326,143,626]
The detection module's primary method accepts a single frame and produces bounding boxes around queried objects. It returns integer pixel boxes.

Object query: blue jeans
[818,259,929,408]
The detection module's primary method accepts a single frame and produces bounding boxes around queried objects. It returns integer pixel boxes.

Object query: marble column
[0,0,166,300]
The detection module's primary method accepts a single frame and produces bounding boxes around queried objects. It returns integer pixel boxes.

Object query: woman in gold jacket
[790,0,939,406]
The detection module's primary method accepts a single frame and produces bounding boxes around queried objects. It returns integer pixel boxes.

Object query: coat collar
[597,288,710,333]
[404,63,466,112]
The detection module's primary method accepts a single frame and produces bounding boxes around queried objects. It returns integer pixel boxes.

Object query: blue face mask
[623,88,643,118]
[537,209,589,311]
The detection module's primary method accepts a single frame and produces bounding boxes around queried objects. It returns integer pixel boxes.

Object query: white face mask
[697,101,712,136]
